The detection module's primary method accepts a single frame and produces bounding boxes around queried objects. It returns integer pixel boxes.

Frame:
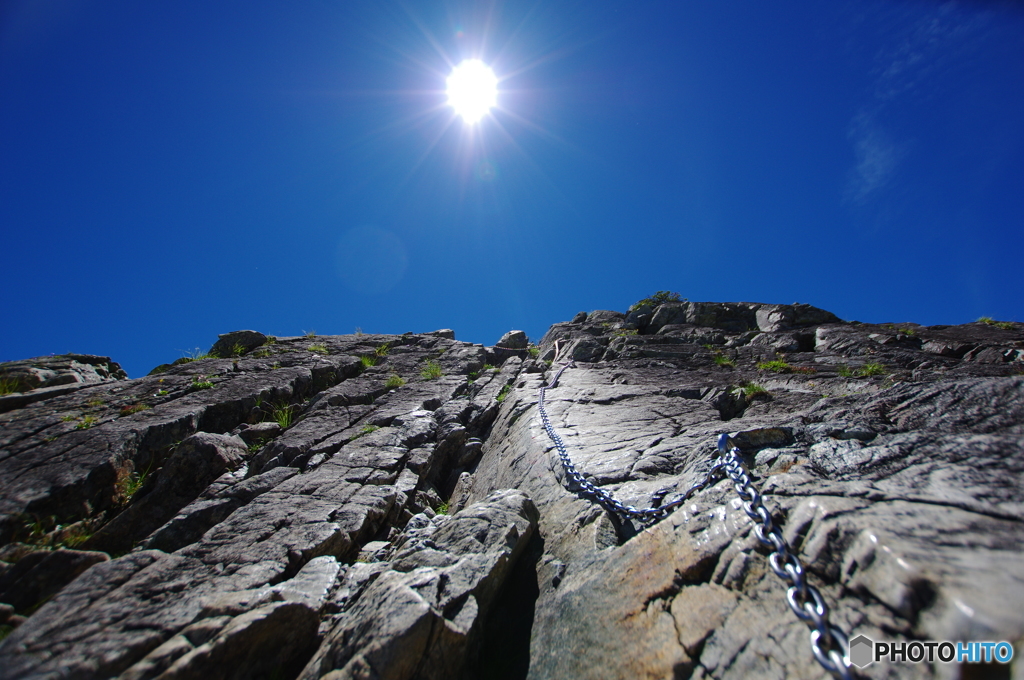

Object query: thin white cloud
[844,2,990,204]
[844,111,905,204]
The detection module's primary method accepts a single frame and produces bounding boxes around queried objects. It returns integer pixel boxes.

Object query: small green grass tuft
[980,317,1017,330]
[436,501,450,515]
[977,317,1017,330]
[87,398,104,407]
[757,360,792,373]
[61,414,78,422]
[156,389,169,396]
[353,424,379,440]
[180,348,216,363]
[374,343,390,357]
[712,352,735,368]
[527,346,540,358]
[309,343,329,355]
[420,360,443,380]
[231,343,246,357]
[837,364,855,377]
[858,362,887,377]
[190,376,215,390]
[740,382,769,397]
[272,403,295,429]
[496,384,512,403]
[360,355,380,368]
[265,336,277,344]
[119,403,150,416]
[0,377,21,395]
[304,329,317,338]
[612,329,638,337]
[75,415,98,430]
[629,290,683,311]
[385,374,405,389]
[114,465,150,506]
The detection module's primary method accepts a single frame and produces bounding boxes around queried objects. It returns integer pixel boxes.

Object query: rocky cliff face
[0,303,1021,679]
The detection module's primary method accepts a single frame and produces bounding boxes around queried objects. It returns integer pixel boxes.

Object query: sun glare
[446,59,498,124]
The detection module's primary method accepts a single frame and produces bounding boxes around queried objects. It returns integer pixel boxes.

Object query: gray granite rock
[298,489,538,680]
[83,432,248,554]
[0,308,1022,680]
[497,330,529,349]
[209,330,268,359]
[0,353,128,391]
[0,354,129,412]
[0,548,108,613]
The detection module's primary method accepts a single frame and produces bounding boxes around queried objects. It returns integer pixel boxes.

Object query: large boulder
[209,331,268,358]
[0,354,129,412]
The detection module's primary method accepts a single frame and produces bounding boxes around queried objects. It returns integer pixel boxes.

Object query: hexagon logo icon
[849,634,874,668]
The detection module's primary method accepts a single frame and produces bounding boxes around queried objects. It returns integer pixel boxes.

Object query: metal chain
[717,433,854,679]
[538,359,725,522]
[536,355,854,679]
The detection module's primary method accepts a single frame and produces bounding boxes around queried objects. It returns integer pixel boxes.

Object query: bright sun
[446,59,497,124]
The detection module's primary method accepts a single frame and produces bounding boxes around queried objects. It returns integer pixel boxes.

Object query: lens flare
[446,60,498,124]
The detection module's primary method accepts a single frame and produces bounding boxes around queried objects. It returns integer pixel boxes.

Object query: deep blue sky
[3,1,1023,378]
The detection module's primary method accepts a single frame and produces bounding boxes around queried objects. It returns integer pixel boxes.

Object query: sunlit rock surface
[0,306,1022,679]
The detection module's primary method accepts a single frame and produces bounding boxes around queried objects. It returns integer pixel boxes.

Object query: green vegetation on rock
[353,424,380,440]
[979,317,1016,330]
[713,352,735,368]
[629,290,683,311]
[740,382,768,397]
[114,465,150,506]
[75,415,98,430]
[757,360,792,373]
[420,360,443,380]
[190,376,214,390]
[0,377,20,395]
[859,362,887,377]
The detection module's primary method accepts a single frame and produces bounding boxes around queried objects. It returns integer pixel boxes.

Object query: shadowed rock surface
[0,304,1022,679]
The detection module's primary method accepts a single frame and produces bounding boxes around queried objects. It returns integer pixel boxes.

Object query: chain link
[536,356,855,679]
